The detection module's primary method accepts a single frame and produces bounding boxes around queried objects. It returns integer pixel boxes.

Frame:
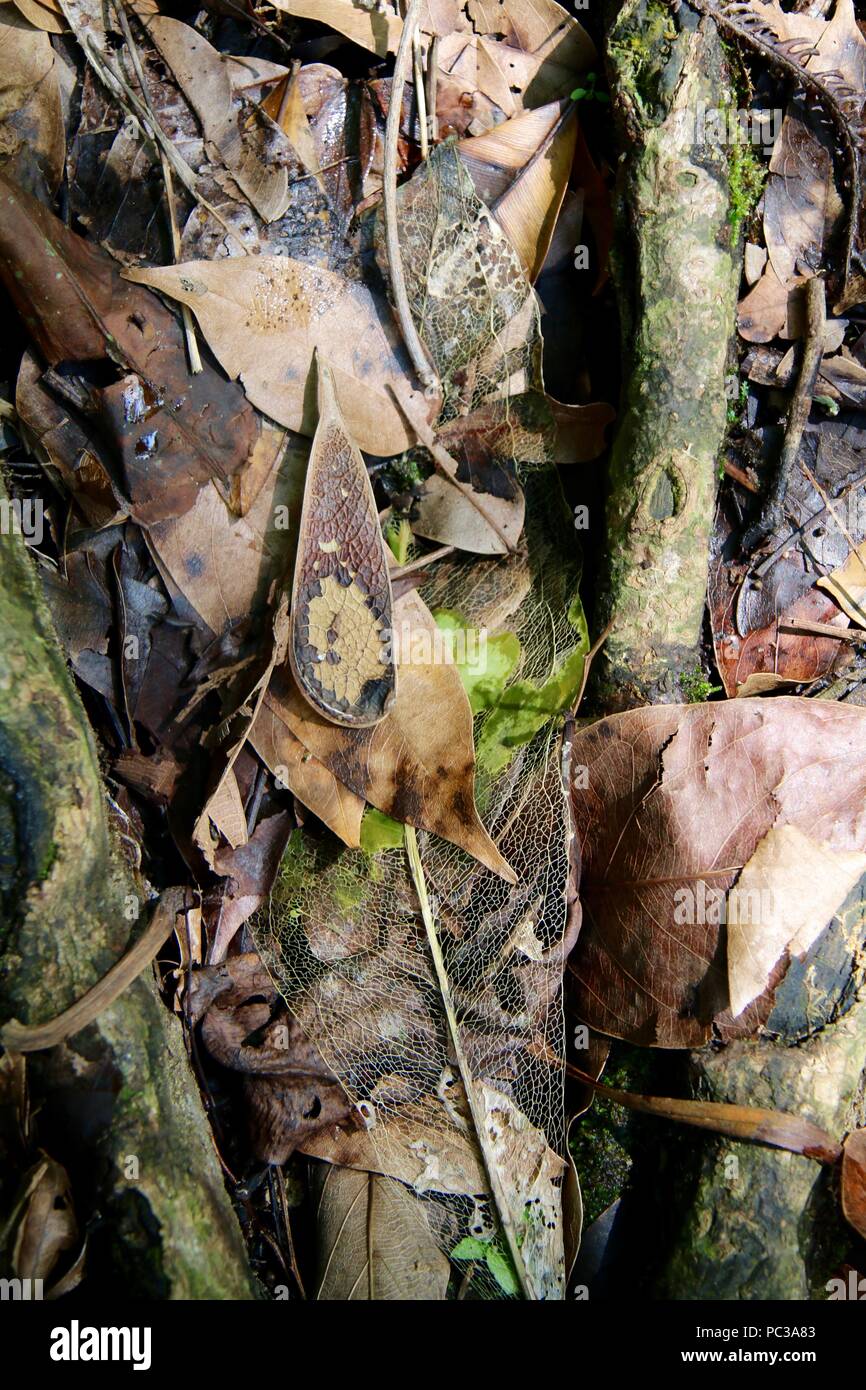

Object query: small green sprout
[571,71,610,104]
[679,664,722,703]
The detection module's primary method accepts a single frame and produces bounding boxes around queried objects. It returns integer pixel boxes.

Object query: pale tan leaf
[11,0,65,33]
[270,0,402,55]
[312,1163,450,1301]
[195,767,248,868]
[817,539,866,625]
[124,257,435,456]
[727,824,866,1017]
[412,470,524,555]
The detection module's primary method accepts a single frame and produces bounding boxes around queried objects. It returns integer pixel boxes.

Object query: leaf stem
[405,826,534,1299]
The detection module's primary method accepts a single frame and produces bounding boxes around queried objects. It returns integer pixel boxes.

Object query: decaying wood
[595,1,741,706]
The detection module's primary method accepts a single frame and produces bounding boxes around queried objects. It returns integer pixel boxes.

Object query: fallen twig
[743,276,826,551]
[383,0,439,397]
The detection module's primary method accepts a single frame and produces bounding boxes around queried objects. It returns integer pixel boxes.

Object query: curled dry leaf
[0,10,64,198]
[458,99,577,282]
[841,1128,866,1241]
[267,586,515,880]
[124,256,436,456]
[568,699,866,1048]
[139,14,293,223]
[289,359,396,728]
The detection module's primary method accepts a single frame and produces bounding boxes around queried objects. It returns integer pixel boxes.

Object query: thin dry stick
[383,0,439,397]
[426,36,439,143]
[744,276,826,550]
[390,543,454,580]
[563,1060,841,1165]
[778,617,866,641]
[1,888,187,1052]
[405,826,535,1300]
[111,3,203,371]
[413,29,429,160]
[81,35,244,249]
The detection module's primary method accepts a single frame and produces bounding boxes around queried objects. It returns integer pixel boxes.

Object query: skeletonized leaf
[124,256,436,456]
[568,699,866,1048]
[289,360,396,728]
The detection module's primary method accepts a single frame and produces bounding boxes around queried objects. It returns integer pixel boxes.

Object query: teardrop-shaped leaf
[289,358,396,728]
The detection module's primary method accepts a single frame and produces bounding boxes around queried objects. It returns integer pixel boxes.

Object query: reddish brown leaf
[568,699,866,1047]
[0,176,258,524]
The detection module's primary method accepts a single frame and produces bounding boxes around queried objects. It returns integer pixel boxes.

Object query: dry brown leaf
[412,469,525,555]
[266,587,515,880]
[0,10,64,196]
[763,103,836,293]
[726,824,866,1017]
[841,1128,866,1241]
[248,698,365,847]
[311,1163,451,1300]
[262,70,325,194]
[145,429,306,636]
[459,99,576,281]
[11,1157,78,1284]
[818,538,866,625]
[124,256,436,456]
[195,766,248,867]
[465,0,594,106]
[299,1116,486,1196]
[568,699,866,1047]
[269,0,403,58]
[140,14,292,223]
[12,0,65,33]
[737,262,807,343]
[0,178,260,524]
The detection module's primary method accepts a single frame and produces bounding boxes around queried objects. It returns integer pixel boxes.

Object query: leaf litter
[3,0,866,1303]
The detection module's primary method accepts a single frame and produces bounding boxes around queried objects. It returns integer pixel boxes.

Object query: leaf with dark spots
[568,699,866,1048]
[0,175,259,524]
